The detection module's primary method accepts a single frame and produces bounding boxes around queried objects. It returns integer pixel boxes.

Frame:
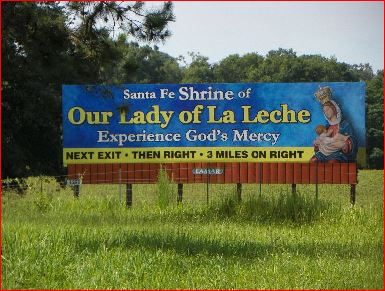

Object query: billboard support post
[177,183,183,203]
[291,183,296,196]
[119,169,122,204]
[206,175,209,205]
[350,185,356,205]
[315,163,319,200]
[236,183,242,202]
[126,184,132,207]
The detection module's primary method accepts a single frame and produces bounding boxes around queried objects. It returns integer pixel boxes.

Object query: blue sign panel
[62,82,365,164]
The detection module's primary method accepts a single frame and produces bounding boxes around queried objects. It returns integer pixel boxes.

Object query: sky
[154,1,384,72]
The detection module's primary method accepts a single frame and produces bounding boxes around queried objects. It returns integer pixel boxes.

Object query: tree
[213,53,263,83]
[115,38,182,84]
[253,48,304,82]
[2,2,175,178]
[2,2,74,177]
[182,53,214,83]
[64,1,175,84]
[365,70,384,168]
[66,2,174,43]
[299,55,358,82]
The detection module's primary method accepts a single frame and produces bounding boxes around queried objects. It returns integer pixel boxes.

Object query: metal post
[126,184,132,207]
[350,184,356,205]
[315,162,319,200]
[74,174,80,198]
[259,164,262,196]
[119,169,122,204]
[291,183,296,195]
[206,174,210,205]
[74,184,80,198]
[236,183,242,202]
[40,176,43,193]
[177,183,183,203]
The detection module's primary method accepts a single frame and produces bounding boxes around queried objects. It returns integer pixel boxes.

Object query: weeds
[33,191,53,213]
[2,171,383,289]
[156,168,176,209]
[206,189,330,224]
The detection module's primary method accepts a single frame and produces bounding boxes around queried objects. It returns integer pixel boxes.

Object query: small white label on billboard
[192,168,224,175]
[66,179,82,186]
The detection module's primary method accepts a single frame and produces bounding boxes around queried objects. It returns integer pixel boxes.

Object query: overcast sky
[155,1,383,72]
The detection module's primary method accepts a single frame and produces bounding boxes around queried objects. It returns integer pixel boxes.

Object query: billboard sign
[62,82,365,165]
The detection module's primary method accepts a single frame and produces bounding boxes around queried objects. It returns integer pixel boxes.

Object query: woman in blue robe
[312,100,357,162]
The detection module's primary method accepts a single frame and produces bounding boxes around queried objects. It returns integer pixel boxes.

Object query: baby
[315,125,348,156]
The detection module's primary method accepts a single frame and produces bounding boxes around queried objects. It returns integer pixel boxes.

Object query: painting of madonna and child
[311,85,364,164]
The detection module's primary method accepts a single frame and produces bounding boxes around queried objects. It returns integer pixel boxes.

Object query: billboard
[62,82,365,165]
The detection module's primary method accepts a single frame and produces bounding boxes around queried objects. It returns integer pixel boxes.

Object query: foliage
[3,2,70,177]
[65,1,174,43]
[365,71,384,168]
[213,53,263,83]
[115,38,182,84]
[156,168,175,209]
[33,190,53,213]
[2,2,175,178]
[182,52,215,83]
[208,189,330,224]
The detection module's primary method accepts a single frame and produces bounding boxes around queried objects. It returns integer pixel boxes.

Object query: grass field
[2,170,384,289]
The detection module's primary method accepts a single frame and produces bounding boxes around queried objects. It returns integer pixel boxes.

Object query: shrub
[207,189,330,224]
[156,168,175,209]
[33,191,53,213]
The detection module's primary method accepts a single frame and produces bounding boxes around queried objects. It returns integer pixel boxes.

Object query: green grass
[2,170,384,289]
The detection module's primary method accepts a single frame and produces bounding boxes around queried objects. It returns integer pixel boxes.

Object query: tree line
[2,2,383,178]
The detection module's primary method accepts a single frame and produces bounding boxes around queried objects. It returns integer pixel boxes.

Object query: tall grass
[206,187,333,224]
[2,171,383,289]
[156,168,176,209]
